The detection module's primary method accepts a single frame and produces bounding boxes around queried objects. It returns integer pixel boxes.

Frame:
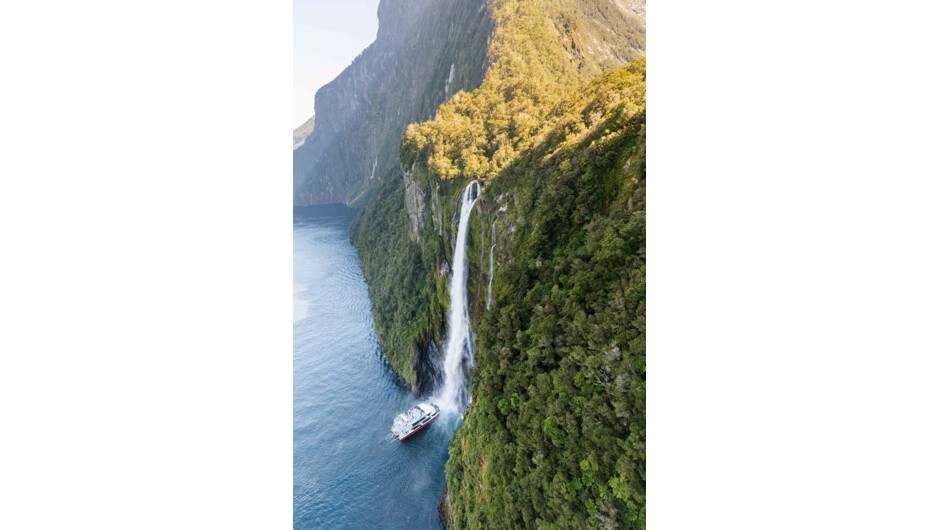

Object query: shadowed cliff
[293,0,492,206]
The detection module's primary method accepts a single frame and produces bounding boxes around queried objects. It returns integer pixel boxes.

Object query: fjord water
[294,205,451,530]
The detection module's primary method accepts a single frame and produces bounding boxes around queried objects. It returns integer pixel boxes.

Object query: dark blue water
[294,205,452,530]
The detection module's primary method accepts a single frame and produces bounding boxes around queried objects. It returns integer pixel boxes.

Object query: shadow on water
[294,203,358,220]
[294,204,452,530]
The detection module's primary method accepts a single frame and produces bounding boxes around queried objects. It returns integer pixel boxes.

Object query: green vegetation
[350,178,429,387]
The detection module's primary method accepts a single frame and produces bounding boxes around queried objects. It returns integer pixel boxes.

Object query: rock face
[401,163,425,241]
[293,115,315,150]
[293,0,492,206]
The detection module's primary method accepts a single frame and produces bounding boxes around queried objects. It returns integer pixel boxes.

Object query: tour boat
[391,402,440,441]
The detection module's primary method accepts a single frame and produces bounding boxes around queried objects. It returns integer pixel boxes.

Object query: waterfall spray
[437,181,481,415]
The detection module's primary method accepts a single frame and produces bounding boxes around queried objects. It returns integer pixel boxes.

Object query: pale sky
[294,0,380,129]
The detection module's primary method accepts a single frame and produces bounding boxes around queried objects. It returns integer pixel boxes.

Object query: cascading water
[486,216,497,310]
[437,181,481,415]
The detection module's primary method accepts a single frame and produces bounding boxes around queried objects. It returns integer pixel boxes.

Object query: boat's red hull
[398,413,439,441]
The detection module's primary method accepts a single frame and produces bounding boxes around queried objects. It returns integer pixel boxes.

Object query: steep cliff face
[293,0,492,206]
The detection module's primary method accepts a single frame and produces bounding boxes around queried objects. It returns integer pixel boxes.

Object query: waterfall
[437,181,481,415]
[486,216,497,310]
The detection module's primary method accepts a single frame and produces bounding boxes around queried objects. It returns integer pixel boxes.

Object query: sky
[294,0,381,129]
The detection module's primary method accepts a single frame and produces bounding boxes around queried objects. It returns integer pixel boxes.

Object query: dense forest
[443,63,645,529]
[315,0,646,527]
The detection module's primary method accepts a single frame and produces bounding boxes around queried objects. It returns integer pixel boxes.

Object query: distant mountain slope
[293,115,314,150]
[293,0,492,206]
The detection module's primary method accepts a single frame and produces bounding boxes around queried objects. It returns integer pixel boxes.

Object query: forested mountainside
[300,0,645,527]
[442,63,645,528]
[351,0,643,399]
[292,0,492,206]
